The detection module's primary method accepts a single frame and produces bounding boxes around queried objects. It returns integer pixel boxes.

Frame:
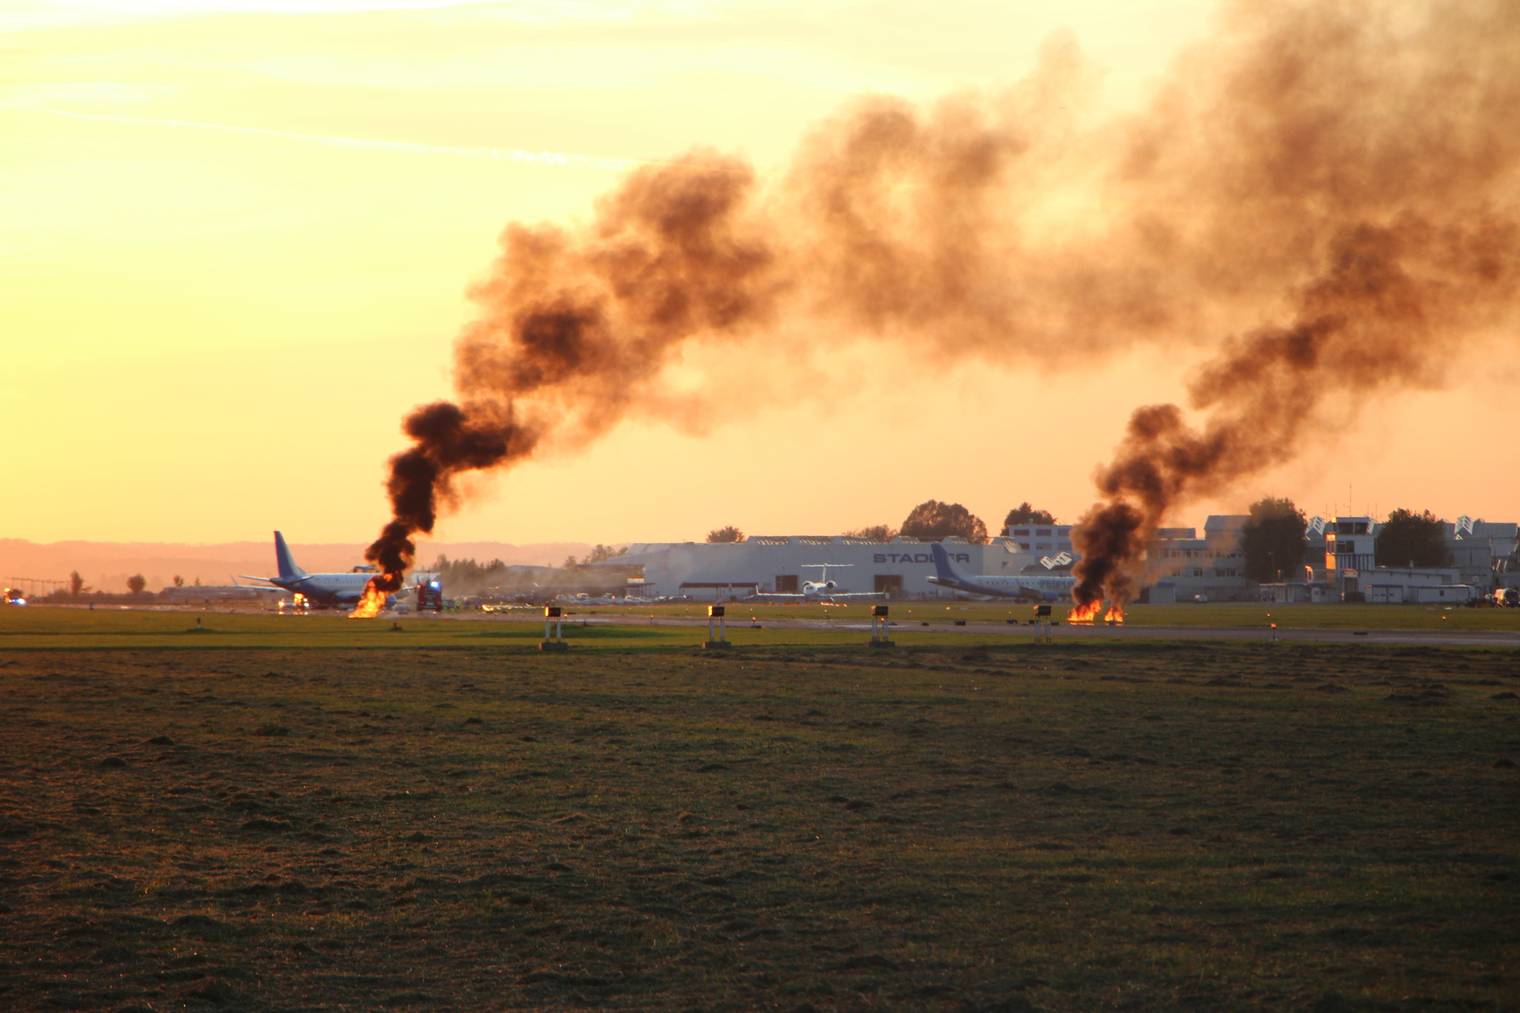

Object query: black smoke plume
[361,1,1520,599]
[1071,0,1520,606]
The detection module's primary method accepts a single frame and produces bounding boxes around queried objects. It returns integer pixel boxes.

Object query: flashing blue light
[429,580,440,589]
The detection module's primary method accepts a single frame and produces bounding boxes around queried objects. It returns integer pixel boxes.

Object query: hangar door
[874,574,903,596]
[775,575,799,593]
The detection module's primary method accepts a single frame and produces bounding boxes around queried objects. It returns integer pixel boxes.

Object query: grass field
[3,601,1519,652]
[477,600,1520,635]
[575,600,1520,634]
[2,609,1518,1009]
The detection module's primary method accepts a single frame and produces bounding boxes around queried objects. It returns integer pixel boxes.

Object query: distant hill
[0,538,592,594]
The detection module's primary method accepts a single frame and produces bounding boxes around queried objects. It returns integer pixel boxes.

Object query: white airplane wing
[749,590,885,601]
[231,576,285,593]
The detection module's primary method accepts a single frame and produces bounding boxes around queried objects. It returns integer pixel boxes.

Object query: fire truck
[414,579,445,612]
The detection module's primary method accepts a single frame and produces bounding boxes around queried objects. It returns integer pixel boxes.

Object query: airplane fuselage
[242,531,439,608]
[265,571,375,605]
[926,573,1073,602]
[928,543,1074,602]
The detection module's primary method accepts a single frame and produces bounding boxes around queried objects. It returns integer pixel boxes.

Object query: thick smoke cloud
[363,158,781,580]
[1071,0,1520,606]
[363,0,1520,597]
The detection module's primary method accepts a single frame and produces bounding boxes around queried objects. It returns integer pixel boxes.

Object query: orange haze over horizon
[4,0,1516,548]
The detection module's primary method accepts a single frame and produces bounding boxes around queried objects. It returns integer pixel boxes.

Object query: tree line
[706,498,1461,577]
[707,501,1058,545]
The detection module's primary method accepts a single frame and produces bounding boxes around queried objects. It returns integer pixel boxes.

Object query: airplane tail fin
[274,531,307,582]
[929,544,961,582]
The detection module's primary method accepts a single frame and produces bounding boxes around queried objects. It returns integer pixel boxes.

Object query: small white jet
[926,544,1074,602]
[754,564,885,603]
[238,531,439,608]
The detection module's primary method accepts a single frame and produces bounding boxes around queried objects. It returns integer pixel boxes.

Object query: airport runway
[456,609,1520,649]
[110,603,1519,648]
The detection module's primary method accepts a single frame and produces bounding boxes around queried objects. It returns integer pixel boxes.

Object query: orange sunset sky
[4,0,1516,548]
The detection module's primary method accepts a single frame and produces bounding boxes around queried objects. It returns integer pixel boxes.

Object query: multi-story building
[1303,516,1329,581]
[1324,516,1377,598]
[1448,517,1519,590]
[1000,523,1075,569]
[1144,515,1252,602]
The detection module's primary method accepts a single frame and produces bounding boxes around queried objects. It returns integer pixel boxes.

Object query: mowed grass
[1,636,1518,1009]
[4,600,1519,652]
[500,601,1520,633]
[1,606,1032,652]
[0,606,700,651]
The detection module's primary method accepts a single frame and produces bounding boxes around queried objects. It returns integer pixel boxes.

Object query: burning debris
[1067,600,1101,625]
[353,2,1519,614]
[1066,600,1125,626]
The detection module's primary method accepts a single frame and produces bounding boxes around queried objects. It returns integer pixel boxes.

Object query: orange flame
[348,575,393,619]
[1068,599,1102,624]
[1104,604,1126,625]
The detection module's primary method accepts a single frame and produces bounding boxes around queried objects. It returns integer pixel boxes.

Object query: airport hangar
[596,517,1518,603]
[600,535,1071,599]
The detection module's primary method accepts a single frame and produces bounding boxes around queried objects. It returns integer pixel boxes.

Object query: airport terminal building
[603,513,1520,603]
[608,535,1066,599]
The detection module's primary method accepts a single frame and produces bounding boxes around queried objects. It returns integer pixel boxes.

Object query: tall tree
[126,574,147,595]
[1240,497,1308,582]
[172,575,185,588]
[706,526,745,543]
[845,524,897,541]
[1375,509,1452,568]
[1003,502,1056,528]
[584,544,625,563]
[899,500,988,543]
[428,555,510,594]
[68,570,89,598]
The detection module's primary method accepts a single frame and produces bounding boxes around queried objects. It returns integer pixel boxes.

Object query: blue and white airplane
[927,543,1075,602]
[238,531,438,608]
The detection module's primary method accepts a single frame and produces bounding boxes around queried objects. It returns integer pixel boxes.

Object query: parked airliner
[927,544,1074,602]
[238,531,438,608]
